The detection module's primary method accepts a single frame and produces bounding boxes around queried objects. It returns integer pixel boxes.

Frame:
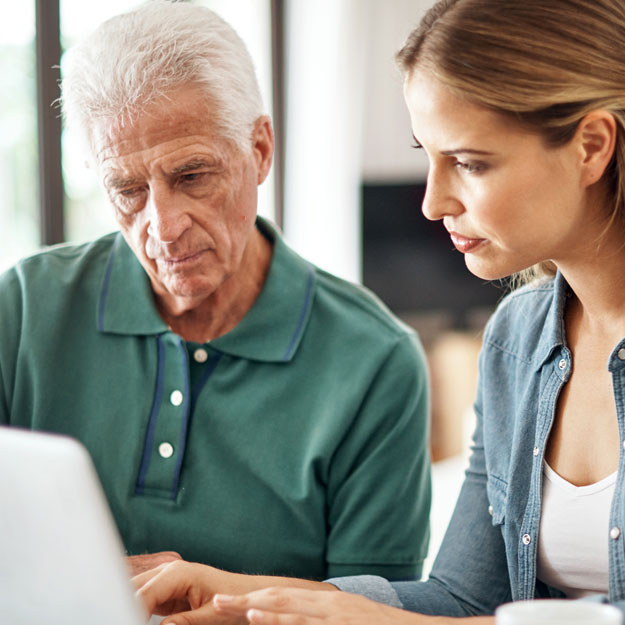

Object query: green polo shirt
[0,218,430,580]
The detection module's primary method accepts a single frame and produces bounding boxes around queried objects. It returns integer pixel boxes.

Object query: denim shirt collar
[533,271,570,371]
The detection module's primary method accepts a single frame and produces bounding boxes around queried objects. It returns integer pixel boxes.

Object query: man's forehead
[93,121,232,176]
[91,86,228,164]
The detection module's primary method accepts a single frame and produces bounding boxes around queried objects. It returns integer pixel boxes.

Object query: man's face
[93,87,273,309]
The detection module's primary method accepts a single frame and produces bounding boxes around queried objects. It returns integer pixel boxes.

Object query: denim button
[522,533,531,545]
[618,348,625,361]
[158,442,174,458]
[533,447,540,457]
[558,359,567,370]
[488,505,493,516]
[611,527,621,540]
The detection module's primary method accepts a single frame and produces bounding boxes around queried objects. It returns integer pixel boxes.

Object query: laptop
[0,426,148,625]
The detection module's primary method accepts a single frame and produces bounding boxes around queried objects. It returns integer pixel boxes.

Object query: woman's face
[404,70,594,281]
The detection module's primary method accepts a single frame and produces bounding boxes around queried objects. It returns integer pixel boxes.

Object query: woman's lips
[448,231,486,253]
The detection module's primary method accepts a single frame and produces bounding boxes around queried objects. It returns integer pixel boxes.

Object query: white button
[194,348,208,363]
[533,447,540,457]
[488,505,494,516]
[558,359,567,370]
[522,533,531,545]
[618,348,625,361]
[611,527,621,540]
[158,442,174,458]
[170,390,183,406]
[622,440,625,451]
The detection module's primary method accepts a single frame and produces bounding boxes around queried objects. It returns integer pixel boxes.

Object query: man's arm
[325,331,431,579]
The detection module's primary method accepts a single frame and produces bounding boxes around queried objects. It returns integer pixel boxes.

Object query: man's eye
[119,187,143,197]
[180,172,206,184]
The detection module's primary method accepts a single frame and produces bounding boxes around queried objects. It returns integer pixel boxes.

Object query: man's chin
[158,278,220,306]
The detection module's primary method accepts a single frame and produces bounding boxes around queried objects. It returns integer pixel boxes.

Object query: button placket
[139,335,189,497]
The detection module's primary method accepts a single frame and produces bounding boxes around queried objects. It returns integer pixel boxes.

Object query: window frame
[34,0,284,247]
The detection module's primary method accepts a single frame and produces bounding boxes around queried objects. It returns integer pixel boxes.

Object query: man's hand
[127,551,182,576]
[132,560,247,624]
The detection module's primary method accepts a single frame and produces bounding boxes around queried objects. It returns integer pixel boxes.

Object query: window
[0,1,37,270]
[0,0,275,270]
[59,0,275,244]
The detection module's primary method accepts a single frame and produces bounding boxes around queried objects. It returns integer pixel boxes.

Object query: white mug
[495,599,623,624]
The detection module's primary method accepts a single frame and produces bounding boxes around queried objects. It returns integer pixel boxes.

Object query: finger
[132,563,168,590]
[160,602,233,625]
[135,561,198,616]
[247,609,324,625]
[214,588,334,618]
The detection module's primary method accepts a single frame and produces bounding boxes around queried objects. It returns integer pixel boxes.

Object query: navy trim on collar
[97,219,317,362]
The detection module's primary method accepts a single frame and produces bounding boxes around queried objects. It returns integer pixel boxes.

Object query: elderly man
[0,1,430,582]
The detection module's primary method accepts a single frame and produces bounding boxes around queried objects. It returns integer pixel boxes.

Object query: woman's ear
[576,110,617,187]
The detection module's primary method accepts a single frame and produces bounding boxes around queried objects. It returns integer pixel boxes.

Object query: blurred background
[1,0,506,576]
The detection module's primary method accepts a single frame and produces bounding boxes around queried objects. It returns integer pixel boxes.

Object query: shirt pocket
[486,474,508,526]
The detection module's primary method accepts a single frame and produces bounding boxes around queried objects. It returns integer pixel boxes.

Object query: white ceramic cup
[495,599,623,624]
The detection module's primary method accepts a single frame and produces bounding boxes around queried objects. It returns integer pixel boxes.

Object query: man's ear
[576,110,617,187]
[251,116,274,185]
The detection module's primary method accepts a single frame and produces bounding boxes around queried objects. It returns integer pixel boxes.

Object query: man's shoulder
[311,266,417,343]
[4,232,119,286]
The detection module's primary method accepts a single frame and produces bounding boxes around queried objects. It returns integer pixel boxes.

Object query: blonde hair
[397,0,625,285]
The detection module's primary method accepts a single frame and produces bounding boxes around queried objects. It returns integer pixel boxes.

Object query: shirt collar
[97,218,316,363]
[534,270,570,370]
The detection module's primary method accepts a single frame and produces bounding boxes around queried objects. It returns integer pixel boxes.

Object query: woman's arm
[211,586,495,625]
[133,560,336,624]
[133,562,494,625]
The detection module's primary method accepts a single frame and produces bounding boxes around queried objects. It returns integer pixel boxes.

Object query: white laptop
[0,426,148,625]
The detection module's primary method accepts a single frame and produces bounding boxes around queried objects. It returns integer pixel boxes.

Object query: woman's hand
[213,586,428,625]
[132,560,335,624]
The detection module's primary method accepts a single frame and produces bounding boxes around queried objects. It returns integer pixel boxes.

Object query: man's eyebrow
[105,175,142,190]
[440,148,495,156]
[169,159,218,175]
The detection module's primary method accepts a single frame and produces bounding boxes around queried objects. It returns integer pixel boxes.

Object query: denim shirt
[329,272,625,616]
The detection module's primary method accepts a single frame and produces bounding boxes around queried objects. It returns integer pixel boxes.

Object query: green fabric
[0,218,431,580]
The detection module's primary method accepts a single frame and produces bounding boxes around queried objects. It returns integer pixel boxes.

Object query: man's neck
[155,229,273,343]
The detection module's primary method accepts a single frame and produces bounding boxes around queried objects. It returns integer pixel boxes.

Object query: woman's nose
[421,168,463,222]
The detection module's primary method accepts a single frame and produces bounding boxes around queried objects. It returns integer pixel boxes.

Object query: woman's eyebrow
[440,148,495,156]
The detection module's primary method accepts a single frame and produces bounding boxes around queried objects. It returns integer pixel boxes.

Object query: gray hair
[60,0,265,155]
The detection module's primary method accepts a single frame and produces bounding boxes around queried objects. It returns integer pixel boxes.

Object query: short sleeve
[325,332,431,580]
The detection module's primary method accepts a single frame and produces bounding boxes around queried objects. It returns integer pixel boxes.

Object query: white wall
[361,0,431,182]
[282,0,432,282]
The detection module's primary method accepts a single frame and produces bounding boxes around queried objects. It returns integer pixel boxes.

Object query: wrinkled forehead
[89,85,229,164]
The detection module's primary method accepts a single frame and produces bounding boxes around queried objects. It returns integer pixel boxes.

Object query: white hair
[60,0,265,154]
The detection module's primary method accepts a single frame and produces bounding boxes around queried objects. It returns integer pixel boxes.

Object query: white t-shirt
[536,461,616,598]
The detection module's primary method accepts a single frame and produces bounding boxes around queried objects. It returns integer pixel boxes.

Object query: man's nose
[146,184,192,243]
[420,168,463,222]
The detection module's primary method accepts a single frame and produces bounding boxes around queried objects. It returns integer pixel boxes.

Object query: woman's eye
[455,160,486,174]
